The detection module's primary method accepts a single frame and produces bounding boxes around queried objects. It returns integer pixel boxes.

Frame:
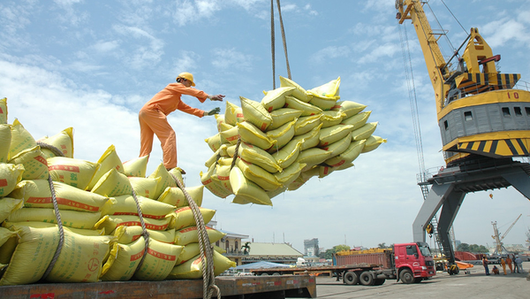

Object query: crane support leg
[412,183,451,243]
[436,190,465,264]
[502,168,530,200]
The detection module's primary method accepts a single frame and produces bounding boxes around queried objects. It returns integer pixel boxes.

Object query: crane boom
[500,214,522,242]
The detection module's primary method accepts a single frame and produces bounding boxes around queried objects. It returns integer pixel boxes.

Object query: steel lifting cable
[170,172,220,299]
[276,0,292,80]
[270,0,292,89]
[40,143,66,280]
[271,0,276,89]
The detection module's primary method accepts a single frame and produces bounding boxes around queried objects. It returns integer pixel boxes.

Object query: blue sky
[1,0,530,253]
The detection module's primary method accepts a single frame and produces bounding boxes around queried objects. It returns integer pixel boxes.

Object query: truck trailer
[250,242,435,286]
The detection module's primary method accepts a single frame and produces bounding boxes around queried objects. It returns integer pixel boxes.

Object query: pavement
[310,261,530,299]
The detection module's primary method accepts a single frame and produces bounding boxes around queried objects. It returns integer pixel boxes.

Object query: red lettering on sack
[145,223,168,230]
[87,258,99,272]
[114,212,167,220]
[34,156,48,165]
[330,160,345,167]
[0,179,7,187]
[130,249,145,261]
[48,164,80,173]
[148,248,176,261]
[119,221,140,227]
[227,135,240,142]
[180,227,197,233]
[203,179,212,184]
[26,197,99,212]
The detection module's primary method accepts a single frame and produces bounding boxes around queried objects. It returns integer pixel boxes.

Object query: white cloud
[112,25,165,69]
[171,51,200,76]
[211,48,254,71]
[91,40,120,53]
[173,0,222,27]
[304,4,318,16]
[482,18,530,49]
[52,0,88,26]
[310,46,350,64]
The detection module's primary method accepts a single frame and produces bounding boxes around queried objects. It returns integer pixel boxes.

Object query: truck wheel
[374,278,385,285]
[359,271,375,286]
[400,269,414,284]
[343,272,358,285]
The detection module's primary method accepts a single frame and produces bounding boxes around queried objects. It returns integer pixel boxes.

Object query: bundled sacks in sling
[202,76,385,204]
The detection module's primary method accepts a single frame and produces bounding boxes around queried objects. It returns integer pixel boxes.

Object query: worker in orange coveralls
[500,257,507,275]
[139,72,224,174]
[506,255,513,273]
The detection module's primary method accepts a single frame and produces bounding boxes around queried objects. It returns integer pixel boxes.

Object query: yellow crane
[396,0,530,274]
[397,0,530,165]
[491,214,522,255]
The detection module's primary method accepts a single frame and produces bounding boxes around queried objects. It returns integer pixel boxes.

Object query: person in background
[139,72,224,174]
[500,257,507,275]
[482,256,490,275]
[515,255,523,273]
[506,255,513,273]
[513,255,520,273]
[492,265,500,275]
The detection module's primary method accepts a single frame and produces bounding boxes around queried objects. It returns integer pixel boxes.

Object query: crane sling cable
[270,0,292,89]
[38,142,66,280]
[170,173,220,299]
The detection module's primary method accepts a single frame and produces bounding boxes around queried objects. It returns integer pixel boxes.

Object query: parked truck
[251,242,435,286]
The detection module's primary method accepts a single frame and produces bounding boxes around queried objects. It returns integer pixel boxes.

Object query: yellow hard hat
[177,72,195,86]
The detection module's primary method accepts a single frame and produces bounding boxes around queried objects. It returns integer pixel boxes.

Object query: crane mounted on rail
[396,0,530,274]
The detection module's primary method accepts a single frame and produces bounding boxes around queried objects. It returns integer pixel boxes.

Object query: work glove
[210,94,225,101]
[206,107,220,116]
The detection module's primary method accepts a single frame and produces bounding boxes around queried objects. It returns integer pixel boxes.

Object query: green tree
[457,243,470,252]
[469,244,488,253]
[457,243,488,253]
[319,245,351,259]
[378,243,387,248]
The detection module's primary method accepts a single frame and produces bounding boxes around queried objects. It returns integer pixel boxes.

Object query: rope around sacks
[130,189,151,270]
[170,172,220,299]
[39,142,66,280]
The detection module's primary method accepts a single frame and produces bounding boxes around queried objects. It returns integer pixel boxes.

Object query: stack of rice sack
[201,77,386,206]
[0,97,234,285]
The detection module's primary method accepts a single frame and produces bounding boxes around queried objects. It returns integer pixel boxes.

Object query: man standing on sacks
[139,72,224,174]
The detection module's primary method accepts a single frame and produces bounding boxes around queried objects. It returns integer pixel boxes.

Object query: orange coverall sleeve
[177,99,205,118]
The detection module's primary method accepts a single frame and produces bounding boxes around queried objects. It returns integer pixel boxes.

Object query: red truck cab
[394,242,436,283]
